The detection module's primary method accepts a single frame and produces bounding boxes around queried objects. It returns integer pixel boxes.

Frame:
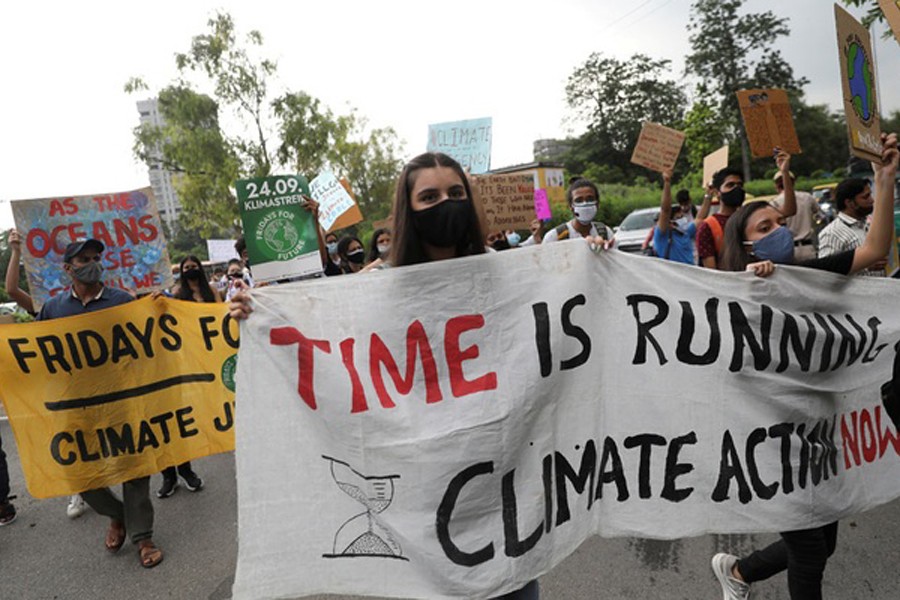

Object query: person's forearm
[5,248,20,292]
[863,165,897,259]
[658,179,672,231]
[695,194,712,225]
[781,175,797,217]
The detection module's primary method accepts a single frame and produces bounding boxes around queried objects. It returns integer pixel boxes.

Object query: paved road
[1,419,898,600]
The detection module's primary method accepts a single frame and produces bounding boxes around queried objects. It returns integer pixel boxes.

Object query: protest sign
[703,145,729,187]
[427,117,492,174]
[473,174,536,230]
[326,177,365,233]
[879,0,900,45]
[232,244,900,600]
[207,239,239,264]
[629,122,685,173]
[736,89,802,158]
[534,189,552,221]
[0,297,237,498]
[236,175,322,283]
[11,187,173,310]
[835,5,883,162]
[310,172,358,232]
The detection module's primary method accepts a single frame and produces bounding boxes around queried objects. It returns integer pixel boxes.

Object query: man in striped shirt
[818,177,887,276]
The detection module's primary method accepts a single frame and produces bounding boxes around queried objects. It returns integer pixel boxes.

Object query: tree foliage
[127,12,404,238]
[685,0,809,180]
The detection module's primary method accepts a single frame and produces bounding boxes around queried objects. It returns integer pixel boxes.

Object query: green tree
[685,0,809,181]
[841,0,894,35]
[682,99,729,178]
[564,53,688,183]
[789,100,848,176]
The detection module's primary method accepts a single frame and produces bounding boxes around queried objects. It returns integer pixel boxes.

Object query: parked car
[612,207,658,253]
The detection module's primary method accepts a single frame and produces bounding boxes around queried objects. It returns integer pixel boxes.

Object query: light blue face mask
[326,242,338,255]
[745,225,795,264]
[506,232,521,247]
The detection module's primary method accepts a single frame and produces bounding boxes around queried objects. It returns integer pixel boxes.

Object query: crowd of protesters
[0,130,897,598]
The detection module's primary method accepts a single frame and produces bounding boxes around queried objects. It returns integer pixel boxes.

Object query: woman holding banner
[156,255,216,498]
[709,132,898,600]
[229,152,540,599]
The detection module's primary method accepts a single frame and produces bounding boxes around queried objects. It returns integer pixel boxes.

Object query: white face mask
[377,243,390,256]
[573,203,598,224]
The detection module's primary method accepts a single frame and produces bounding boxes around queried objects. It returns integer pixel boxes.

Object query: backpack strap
[704,215,724,256]
[554,223,571,241]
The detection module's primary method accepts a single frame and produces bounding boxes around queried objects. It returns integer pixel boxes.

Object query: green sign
[236,175,322,282]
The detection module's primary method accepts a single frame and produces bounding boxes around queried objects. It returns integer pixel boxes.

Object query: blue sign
[426,117,492,174]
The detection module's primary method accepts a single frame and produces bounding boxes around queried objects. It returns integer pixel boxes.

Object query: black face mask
[491,239,511,251]
[183,268,202,281]
[413,199,473,248]
[346,249,365,265]
[720,187,746,207]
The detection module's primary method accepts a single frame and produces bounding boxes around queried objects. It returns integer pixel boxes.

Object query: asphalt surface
[1,419,898,600]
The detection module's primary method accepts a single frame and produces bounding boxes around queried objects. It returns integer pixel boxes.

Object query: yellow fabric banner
[0,296,237,498]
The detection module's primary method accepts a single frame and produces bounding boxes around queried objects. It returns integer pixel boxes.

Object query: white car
[612,207,658,253]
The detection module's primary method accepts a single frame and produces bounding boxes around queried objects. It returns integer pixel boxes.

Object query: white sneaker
[66,494,86,519]
[711,553,751,600]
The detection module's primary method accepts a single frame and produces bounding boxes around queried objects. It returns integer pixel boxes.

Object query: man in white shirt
[818,177,886,276]
[541,178,613,243]
[772,171,821,262]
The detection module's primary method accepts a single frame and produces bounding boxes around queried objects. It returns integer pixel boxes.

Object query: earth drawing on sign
[846,41,875,123]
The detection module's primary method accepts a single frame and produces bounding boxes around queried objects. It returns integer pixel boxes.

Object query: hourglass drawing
[321,456,407,560]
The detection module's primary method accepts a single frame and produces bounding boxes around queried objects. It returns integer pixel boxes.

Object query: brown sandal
[105,520,126,553]
[138,540,163,568]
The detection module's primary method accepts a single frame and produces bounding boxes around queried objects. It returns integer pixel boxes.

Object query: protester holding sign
[698,149,796,269]
[541,179,613,244]
[4,229,35,314]
[156,255,217,498]
[651,171,711,265]
[36,238,163,568]
[712,132,898,600]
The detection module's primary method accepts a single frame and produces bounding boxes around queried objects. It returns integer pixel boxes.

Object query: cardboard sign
[310,172,357,233]
[206,239,240,264]
[630,122,686,173]
[236,175,322,283]
[534,188,552,221]
[880,0,900,45]
[703,145,730,187]
[11,187,174,310]
[427,117,492,174]
[472,173,536,230]
[231,244,900,600]
[736,89,802,158]
[835,5,883,162]
[326,178,365,233]
[0,297,237,498]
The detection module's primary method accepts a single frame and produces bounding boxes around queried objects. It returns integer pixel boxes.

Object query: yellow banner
[0,296,237,498]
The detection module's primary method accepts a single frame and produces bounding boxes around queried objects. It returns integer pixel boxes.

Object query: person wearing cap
[37,238,163,568]
[771,171,821,262]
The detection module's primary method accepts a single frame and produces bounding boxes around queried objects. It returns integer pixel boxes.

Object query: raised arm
[5,229,34,313]
[656,171,673,232]
[850,132,898,275]
[775,149,796,217]
[693,187,713,228]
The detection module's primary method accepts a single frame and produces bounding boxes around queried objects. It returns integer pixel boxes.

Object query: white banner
[233,242,900,600]
[206,239,239,264]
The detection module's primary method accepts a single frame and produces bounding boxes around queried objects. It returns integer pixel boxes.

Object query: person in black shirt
[711,132,898,600]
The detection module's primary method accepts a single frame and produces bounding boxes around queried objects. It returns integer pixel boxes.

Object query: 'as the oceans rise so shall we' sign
[236,175,322,283]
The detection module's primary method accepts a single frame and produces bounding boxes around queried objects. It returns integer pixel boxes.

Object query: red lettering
[26,228,51,258]
[49,199,66,217]
[841,411,861,469]
[138,214,158,241]
[444,314,497,398]
[270,327,332,410]
[113,217,140,246]
[339,338,369,414]
[119,248,136,268]
[369,320,442,409]
[91,221,114,248]
[63,198,78,215]
[132,273,155,289]
[876,406,900,458]
[861,408,877,463]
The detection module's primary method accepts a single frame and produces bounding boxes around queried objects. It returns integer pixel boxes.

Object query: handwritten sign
[534,189,552,221]
[736,89,802,158]
[703,145,730,188]
[835,5,883,162]
[206,239,239,264]
[630,122,685,173]
[236,175,322,283]
[879,0,900,45]
[472,173,535,230]
[11,187,174,309]
[427,117,492,174]
[310,171,357,232]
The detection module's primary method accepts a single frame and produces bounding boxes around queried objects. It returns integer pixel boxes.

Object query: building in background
[136,98,181,231]
[533,138,573,163]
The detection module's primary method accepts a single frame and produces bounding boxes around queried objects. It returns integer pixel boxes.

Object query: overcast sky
[1,0,898,229]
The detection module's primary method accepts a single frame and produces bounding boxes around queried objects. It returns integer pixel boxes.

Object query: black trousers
[0,433,10,502]
[737,522,838,600]
[161,461,195,480]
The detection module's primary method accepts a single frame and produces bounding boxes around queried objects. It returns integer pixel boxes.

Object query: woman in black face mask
[337,235,366,274]
[387,152,485,267]
[158,255,218,498]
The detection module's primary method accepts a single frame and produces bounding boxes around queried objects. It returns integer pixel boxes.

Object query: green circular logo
[221,354,238,392]
[255,210,305,261]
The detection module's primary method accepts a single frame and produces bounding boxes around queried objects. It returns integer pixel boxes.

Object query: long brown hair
[720,202,772,272]
[389,152,485,267]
